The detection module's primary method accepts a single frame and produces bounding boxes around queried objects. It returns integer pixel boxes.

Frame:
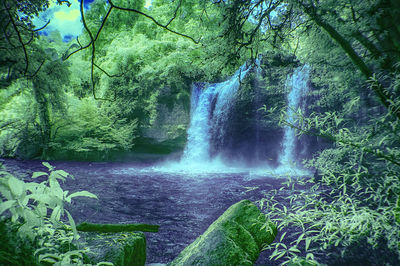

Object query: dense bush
[261,67,400,265]
[0,162,98,265]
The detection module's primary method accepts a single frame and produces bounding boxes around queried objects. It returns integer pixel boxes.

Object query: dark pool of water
[2,159,289,265]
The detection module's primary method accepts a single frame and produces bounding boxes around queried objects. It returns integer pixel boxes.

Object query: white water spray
[279,65,310,166]
[182,63,251,163]
[182,84,217,162]
[150,63,311,177]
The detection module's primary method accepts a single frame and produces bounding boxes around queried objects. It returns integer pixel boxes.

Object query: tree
[215,0,400,117]
[0,0,56,85]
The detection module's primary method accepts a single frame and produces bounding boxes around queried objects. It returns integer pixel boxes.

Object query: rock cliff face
[139,86,190,158]
[209,65,287,166]
[143,95,189,143]
[206,54,308,166]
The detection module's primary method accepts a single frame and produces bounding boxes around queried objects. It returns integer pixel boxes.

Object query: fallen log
[76,222,159,233]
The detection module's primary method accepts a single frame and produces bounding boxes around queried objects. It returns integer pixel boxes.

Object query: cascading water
[182,63,251,163]
[182,84,217,162]
[279,65,310,166]
[155,61,310,177]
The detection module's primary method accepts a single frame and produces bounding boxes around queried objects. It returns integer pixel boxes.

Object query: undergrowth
[261,69,400,265]
[0,162,102,265]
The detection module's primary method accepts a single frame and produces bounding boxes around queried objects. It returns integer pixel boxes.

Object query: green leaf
[42,162,54,171]
[0,184,12,200]
[34,247,51,256]
[288,246,301,253]
[49,178,63,199]
[39,253,60,263]
[23,209,41,227]
[32,172,48,179]
[8,176,25,197]
[66,191,98,202]
[54,170,69,178]
[50,171,65,182]
[36,203,47,217]
[18,223,35,240]
[270,249,279,259]
[50,206,62,223]
[30,194,55,206]
[0,200,16,215]
[306,253,314,261]
[25,182,39,193]
[305,237,311,251]
[280,232,287,242]
[65,210,78,240]
[275,251,286,260]
[96,262,114,266]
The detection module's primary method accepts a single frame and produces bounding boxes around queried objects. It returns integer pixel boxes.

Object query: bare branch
[4,3,29,75]
[63,0,199,101]
[0,120,17,131]
[56,0,71,7]
[3,20,16,48]
[33,20,50,32]
[109,0,199,44]
[78,0,115,101]
[94,63,125,78]
[165,0,180,27]
[94,6,112,42]
[26,59,46,79]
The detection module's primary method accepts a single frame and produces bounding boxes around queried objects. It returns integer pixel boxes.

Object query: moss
[80,231,146,266]
[76,222,159,233]
[170,200,277,266]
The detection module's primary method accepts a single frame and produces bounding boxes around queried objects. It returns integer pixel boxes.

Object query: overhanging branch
[64,0,199,101]
[109,0,199,44]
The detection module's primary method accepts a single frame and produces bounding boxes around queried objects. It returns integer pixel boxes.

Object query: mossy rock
[170,200,277,265]
[79,231,146,266]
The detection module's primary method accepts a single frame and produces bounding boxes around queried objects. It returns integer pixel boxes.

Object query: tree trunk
[299,2,400,120]
[32,82,50,158]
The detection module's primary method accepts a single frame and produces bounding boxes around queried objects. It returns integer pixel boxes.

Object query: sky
[33,0,91,42]
[33,0,152,42]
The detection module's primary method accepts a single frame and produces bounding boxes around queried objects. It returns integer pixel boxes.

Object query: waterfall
[182,63,251,162]
[182,83,217,162]
[279,65,310,166]
[153,61,311,177]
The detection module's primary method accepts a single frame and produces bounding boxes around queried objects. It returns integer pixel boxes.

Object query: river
[2,158,290,264]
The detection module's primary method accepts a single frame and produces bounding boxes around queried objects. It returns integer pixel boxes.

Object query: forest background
[1,0,400,264]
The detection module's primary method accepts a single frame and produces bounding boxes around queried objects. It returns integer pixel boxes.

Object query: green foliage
[262,176,400,264]
[1,0,257,160]
[0,162,98,265]
[50,95,137,154]
[261,65,400,264]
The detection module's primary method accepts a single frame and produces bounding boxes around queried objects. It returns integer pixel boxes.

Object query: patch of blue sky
[32,0,152,42]
[32,0,94,42]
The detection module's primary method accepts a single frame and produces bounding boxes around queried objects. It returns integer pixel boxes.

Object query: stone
[79,231,146,266]
[170,200,277,265]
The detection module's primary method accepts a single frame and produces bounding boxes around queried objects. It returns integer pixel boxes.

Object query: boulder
[170,200,277,265]
[79,231,146,266]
